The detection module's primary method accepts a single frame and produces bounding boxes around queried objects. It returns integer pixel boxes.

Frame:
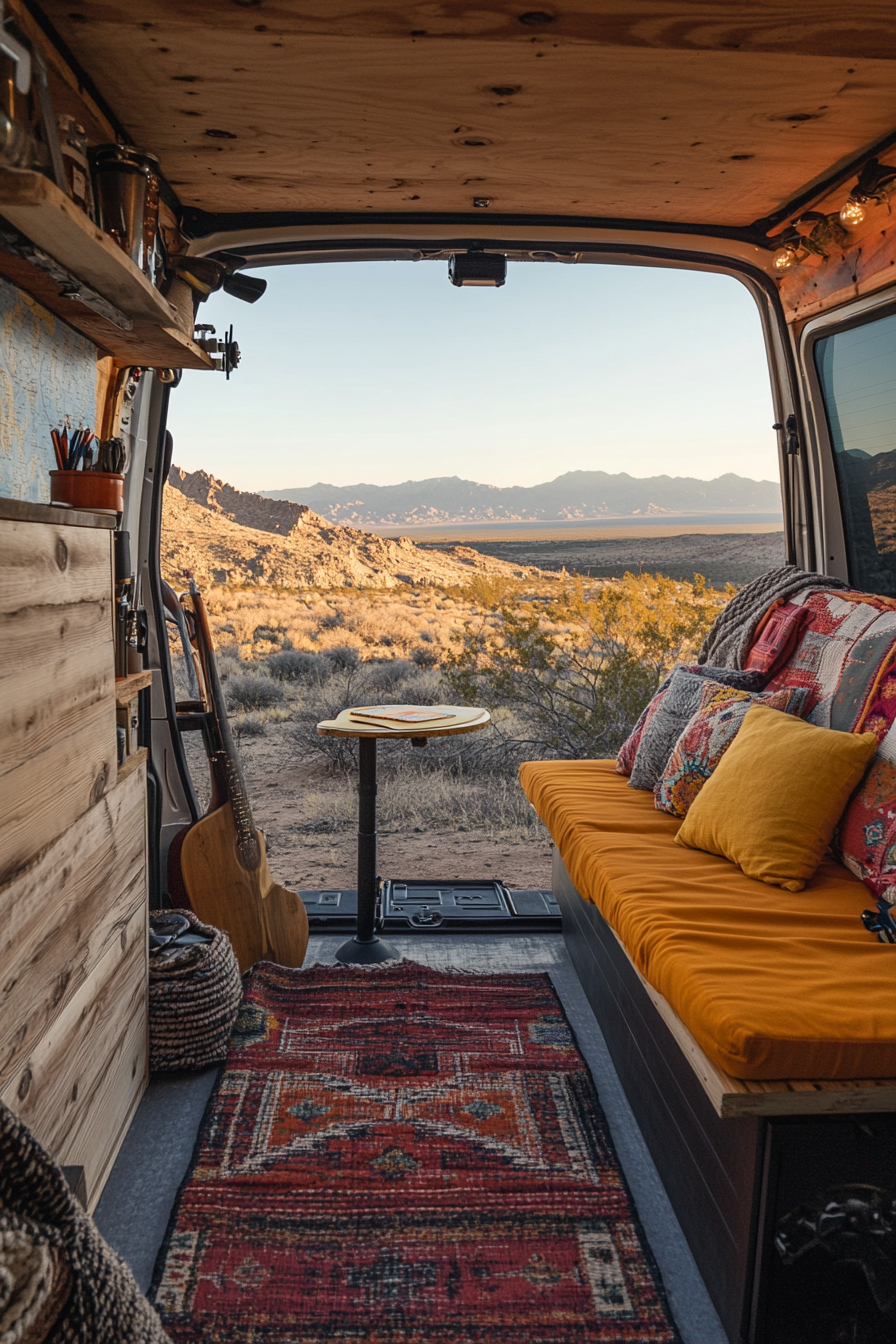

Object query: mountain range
[164,467,545,589]
[260,470,782,526]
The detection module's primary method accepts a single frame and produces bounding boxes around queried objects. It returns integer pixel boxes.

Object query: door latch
[772,414,801,456]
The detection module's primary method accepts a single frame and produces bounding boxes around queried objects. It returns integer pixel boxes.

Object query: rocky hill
[163,467,544,589]
[261,469,782,526]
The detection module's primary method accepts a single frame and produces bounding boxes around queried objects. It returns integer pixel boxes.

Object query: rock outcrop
[168,466,314,534]
[163,467,544,590]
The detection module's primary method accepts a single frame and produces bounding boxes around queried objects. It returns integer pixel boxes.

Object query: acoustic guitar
[174,574,309,973]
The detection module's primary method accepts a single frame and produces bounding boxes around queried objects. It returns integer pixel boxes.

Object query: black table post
[335,735,398,964]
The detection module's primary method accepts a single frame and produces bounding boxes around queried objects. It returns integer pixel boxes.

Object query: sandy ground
[421,530,786,588]
[183,733,554,892]
[262,826,554,892]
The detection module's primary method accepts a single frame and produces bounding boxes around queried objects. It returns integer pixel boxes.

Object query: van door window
[814,311,896,596]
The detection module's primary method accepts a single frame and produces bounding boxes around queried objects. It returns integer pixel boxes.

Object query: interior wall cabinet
[0,501,149,1210]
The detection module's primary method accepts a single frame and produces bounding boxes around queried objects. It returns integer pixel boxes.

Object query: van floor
[95,934,727,1344]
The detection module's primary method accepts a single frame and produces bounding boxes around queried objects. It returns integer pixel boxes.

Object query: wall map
[0,275,96,502]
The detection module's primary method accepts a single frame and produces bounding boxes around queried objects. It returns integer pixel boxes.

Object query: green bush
[445,571,727,760]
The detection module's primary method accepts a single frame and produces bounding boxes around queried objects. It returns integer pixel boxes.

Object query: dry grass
[166,570,727,839]
[181,579,557,665]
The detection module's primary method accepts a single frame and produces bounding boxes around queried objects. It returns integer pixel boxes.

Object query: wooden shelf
[115,670,154,705]
[0,496,116,529]
[116,747,148,783]
[0,168,212,371]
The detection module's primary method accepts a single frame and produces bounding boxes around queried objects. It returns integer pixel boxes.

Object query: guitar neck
[187,576,261,871]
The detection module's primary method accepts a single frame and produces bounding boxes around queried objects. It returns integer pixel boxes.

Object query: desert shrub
[232,711,268,739]
[225,673,286,713]
[325,644,360,671]
[216,655,243,682]
[362,658,416,691]
[253,624,284,644]
[445,571,727,760]
[267,649,324,682]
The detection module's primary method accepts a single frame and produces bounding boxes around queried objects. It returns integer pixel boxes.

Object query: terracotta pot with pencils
[49,426,126,513]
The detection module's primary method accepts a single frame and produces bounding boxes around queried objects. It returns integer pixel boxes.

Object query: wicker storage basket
[148,909,242,1072]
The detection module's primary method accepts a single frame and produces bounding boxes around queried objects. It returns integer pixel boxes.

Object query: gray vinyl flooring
[94,933,727,1344]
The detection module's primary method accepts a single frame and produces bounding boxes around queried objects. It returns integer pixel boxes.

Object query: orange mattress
[519,759,896,1081]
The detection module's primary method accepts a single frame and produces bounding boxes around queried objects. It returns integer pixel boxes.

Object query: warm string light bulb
[839,197,866,228]
[773,244,799,271]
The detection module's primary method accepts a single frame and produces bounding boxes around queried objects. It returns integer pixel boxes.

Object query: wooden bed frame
[554,853,896,1344]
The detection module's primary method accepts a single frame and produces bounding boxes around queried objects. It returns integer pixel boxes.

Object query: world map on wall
[0,275,97,503]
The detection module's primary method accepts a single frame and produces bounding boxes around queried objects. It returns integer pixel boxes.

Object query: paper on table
[349,706,456,724]
[320,705,488,733]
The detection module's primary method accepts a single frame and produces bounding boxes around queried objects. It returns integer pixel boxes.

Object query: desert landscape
[163,467,761,892]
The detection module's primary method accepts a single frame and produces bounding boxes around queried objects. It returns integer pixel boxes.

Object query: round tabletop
[317,704,490,740]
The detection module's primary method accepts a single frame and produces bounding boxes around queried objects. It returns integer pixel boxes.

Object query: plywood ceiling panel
[38,1,896,228]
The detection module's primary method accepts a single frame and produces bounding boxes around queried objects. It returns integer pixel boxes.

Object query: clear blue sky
[167,259,778,492]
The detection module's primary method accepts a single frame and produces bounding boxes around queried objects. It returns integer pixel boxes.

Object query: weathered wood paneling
[0,881,148,1208]
[778,212,896,324]
[0,767,147,1084]
[0,519,112,616]
[0,588,114,774]
[0,519,116,881]
[0,515,149,1209]
[0,695,117,884]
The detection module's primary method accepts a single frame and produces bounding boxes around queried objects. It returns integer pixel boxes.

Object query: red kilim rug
[151,961,679,1343]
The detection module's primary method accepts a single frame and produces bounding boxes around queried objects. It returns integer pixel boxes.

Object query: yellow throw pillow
[674,702,878,891]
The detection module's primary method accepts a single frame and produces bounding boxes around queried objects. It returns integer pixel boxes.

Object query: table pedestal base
[334,736,399,964]
[334,933,400,965]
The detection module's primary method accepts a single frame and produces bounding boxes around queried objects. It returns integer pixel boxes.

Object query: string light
[838,158,896,230]
[773,244,800,271]
[839,197,866,228]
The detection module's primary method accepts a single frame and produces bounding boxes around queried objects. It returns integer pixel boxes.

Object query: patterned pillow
[616,664,766,777]
[627,667,768,791]
[764,588,896,725]
[833,661,896,903]
[655,685,810,817]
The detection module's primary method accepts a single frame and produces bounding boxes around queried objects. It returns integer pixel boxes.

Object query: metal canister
[91,143,161,276]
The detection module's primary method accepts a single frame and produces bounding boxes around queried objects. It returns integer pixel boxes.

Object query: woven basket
[148,909,243,1072]
[0,1101,169,1342]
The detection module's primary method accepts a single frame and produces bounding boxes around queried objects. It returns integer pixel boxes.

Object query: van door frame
[133,237,812,898]
[796,286,896,589]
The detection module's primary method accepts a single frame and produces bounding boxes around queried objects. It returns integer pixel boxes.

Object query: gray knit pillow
[628,666,765,791]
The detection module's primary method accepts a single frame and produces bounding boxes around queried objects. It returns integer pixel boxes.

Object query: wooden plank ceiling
[39,1,896,230]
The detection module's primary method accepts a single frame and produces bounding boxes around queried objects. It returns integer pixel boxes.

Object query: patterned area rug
[151,961,679,1342]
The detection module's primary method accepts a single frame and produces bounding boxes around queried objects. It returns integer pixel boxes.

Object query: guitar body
[179,802,309,973]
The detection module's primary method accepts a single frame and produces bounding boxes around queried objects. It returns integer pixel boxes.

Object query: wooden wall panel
[0,584,114,774]
[778,213,896,325]
[0,696,118,885]
[0,767,147,1084]
[0,841,148,1208]
[0,519,112,617]
[0,519,116,882]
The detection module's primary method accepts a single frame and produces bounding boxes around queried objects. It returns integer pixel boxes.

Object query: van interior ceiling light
[448,252,507,287]
[773,243,800,271]
[839,157,896,228]
[772,211,850,270]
